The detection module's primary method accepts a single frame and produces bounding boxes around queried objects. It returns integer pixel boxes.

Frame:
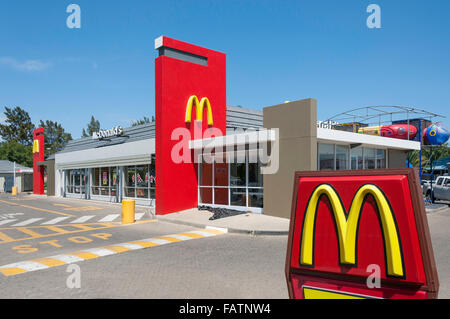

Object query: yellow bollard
[122,199,135,224]
[11,186,18,196]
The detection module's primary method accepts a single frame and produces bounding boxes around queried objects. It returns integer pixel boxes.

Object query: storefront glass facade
[91,167,118,196]
[63,155,155,203]
[198,150,264,212]
[123,155,156,200]
[65,169,86,195]
[318,143,388,171]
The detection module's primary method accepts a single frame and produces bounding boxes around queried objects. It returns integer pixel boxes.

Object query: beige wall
[263,98,317,219]
[388,149,407,169]
[46,160,55,196]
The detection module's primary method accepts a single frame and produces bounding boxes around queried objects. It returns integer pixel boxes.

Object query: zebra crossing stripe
[0,219,18,226]
[11,218,43,227]
[0,228,228,277]
[41,217,70,225]
[135,213,145,220]
[98,214,120,222]
[70,216,95,224]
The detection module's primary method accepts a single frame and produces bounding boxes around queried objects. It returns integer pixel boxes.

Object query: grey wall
[263,98,318,219]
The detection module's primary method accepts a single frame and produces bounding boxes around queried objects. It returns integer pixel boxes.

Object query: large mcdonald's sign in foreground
[286,169,439,299]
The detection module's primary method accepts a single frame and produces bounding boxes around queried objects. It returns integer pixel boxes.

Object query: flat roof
[317,128,421,151]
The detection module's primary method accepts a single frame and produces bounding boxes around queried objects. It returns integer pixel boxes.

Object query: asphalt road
[0,194,288,299]
[427,207,450,298]
[0,194,449,299]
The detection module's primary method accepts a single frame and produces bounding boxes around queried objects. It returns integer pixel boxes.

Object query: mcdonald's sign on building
[155,36,226,215]
[286,169,439,299]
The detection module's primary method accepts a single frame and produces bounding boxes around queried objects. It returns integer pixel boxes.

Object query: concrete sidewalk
[426,203,450,214]
[157,208,290,236]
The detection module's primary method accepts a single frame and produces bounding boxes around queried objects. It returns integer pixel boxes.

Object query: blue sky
[0,0,449,138]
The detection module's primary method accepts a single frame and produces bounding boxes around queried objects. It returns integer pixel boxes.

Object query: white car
[424,176,450,202]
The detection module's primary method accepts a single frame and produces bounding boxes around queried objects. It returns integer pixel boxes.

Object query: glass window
[199,187,212,204]
[318,143,335,171]
[214,188,228,205]
[125,166,136,188]
[100,167,110,196]
[111,168,118,186]
[230,162,246,186]
[230,188,246,207]
[376,149,387,169]
[350,146,363,170]
[91,167,119,197]
[200,163,213,186]
[364,148,376,169]
[198,150,264,210]
[92,168,100,186]
[66,169,85,194]
[101,167,109,186]
[248,188,263,208]
[214,155,229,187]
[125,187,136,198]
[150,155,156,189]
[248,150,263,187]
[123,164,153,200]
[136,166,148,188]
[335,145,349,170]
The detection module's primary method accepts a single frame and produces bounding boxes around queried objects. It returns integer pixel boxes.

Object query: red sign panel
[32,128,45,195]
[155,36,226,215]
[286,169,439,299]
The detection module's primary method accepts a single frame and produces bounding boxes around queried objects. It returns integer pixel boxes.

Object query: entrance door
[4,175,14,193]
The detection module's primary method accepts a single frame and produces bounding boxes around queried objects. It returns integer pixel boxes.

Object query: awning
[189,129,276,150]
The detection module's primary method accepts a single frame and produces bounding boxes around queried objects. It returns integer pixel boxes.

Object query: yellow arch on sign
[32,140,39,154]
[185,95,214,126]
[300,183,404,277]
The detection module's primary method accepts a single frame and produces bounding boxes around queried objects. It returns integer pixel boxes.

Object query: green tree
[81,116,100,137]
[408,144,450,168]
[0,141,33,167]
[39,120,73,157]
[0,106,35,146]
[131,116,151,126]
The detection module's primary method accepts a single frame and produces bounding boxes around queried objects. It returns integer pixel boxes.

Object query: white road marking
[145,238,171,245]
[70,216,95,224]
[0,228,227,277]
[114,243,144,250]
[2,261,48,272]
[0,219,18,226]
[134,212,145,220]
[168,234,195,241]
[11,218,43,227]
[41,217,70,225]
[82,248,116,257]
[51,255,84,264]
[189,230,217,237]
[98,214,120,222]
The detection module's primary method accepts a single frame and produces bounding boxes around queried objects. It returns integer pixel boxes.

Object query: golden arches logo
[300,183,405,278]
[32,140,39,154]
[185,95,213,126]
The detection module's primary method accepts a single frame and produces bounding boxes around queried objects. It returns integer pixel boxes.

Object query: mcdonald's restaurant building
[50,37,421,219]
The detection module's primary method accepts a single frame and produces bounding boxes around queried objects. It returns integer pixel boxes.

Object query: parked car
[423,176,450,202]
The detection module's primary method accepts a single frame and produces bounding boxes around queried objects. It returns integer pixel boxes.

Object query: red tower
[155,36,226,215]
[32,128,45,195]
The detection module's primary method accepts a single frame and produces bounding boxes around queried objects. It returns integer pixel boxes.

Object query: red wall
[155,37,226,215]
[33,128,45,195]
